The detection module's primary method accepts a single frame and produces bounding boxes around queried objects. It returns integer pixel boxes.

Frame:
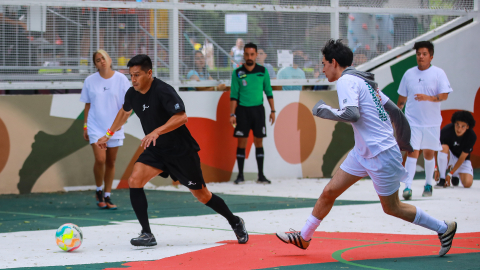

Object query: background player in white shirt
[276,40,456,257]
[80,49,130,210]
[397,41,452,199]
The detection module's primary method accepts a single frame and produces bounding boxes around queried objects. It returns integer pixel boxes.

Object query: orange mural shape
[274,102,316,164]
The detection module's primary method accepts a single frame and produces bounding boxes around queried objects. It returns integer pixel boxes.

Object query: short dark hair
[127,54,152,72]
[413,41,434,56]
[451,110,475,129]
[321,39,353,68]
[244,42,257,52]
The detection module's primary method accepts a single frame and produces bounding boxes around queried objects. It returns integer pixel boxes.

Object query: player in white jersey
[397,41,452,199]
[275,40,456,257]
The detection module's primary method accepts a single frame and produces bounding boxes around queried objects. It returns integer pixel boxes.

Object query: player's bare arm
[96,108,131,150]
[141,111,188,149]
[83,103,91,141]
[397,95,407,110]
[229,99,238,127]
[312,100,360,123]
[268,98,276,125]
[414,92,448,102]
[445,151,469,186]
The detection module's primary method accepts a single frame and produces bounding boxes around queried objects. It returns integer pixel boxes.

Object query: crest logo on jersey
[103,87,110,91]
[238,70,246,78]
[418,78,423,83]
[242,79,247,87]
[343,99,347,104]
[454,141,459,146]
[143,104,149,111]
[175,103,180,110]
[235,131,244,136]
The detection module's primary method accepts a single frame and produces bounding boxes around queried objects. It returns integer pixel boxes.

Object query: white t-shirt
[231,46,243,66]
[80,71,131,140]
[338,74,397,158]
[397,66,452,127]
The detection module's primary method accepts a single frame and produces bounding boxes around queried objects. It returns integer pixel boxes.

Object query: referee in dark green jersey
[229,42,276,184]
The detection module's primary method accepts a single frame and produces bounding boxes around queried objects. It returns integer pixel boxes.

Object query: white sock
[300,214,322,241]
[104,192,111,198]
[437,152,448,179]
[413,206,447,234]
[424,158,435,186]
[404,157,417,189]
[96,186,103,192]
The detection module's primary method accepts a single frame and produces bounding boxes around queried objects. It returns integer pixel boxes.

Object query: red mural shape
[186,92,254,179]
[0,117,9,174]
[440,87,480,168]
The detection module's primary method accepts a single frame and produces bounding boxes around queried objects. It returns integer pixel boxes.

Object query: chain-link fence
[0,0,476,91]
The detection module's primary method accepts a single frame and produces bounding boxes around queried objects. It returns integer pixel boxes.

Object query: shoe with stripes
[438,220,457,256]
[276,229,310,250]
[130,230,157,247]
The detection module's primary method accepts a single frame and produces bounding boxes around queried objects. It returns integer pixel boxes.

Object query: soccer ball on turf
[55,223,83,252]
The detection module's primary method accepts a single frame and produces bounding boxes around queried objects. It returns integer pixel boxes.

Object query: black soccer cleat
[234,174,245,185]
[232,217,249,244]
[435,178,446,189]
[257,175,271,184]
[438,221,457,256]
[130,231,157,247]
[451,177,459,186]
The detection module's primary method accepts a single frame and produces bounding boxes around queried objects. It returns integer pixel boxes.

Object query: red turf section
[105,232,480,270]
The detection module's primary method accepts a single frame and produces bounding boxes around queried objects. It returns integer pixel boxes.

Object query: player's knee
[128,175,142,188]
[463,181,473,188]
[94,158,106,166]
[320,187,338,202]
[105,159,116,168]
[382,204,399,217]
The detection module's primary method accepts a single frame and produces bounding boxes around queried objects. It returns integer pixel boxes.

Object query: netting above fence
[0,0,476,89]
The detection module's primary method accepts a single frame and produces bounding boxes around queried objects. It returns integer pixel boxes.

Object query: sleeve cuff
[230,98,238,101]
[267,96,274,99]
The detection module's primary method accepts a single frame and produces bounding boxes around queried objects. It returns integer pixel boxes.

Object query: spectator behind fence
[230,42,276,185]
[186,51,226,91]
[352,48,368,67]
[256,48,276,79]
[230,38,244,69]
[276,54,306,91]
[0,5,29,67]
[312,67,329,91]
[80,49,131,210]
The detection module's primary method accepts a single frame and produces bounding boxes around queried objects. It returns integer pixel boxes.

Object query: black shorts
[136,148,206,190]
[234,105,266,138]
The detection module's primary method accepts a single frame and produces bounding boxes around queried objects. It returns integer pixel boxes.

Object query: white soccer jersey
[397,66,452,127]
[80,71,131,140]
[338,74,397,158]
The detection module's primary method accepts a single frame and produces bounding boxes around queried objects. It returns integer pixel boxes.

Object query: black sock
[205,193,239,227]
[256,147,264,178]
[237,148,246,177]
[130,188,151,234]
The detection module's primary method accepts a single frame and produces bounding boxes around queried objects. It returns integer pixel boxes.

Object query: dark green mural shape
[322,122,355,178]
[18,112,88,194]
[321,55,417,177]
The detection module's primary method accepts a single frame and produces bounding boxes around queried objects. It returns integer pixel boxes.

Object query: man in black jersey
[230,42,276,185]
[436,111,476,188]
[96,55,248,247]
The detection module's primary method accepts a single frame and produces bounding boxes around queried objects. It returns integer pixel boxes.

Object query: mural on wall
[1,21,480,194]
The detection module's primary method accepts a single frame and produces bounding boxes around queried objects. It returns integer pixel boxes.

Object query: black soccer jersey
[440,123,476,160]
[123,78,200,156]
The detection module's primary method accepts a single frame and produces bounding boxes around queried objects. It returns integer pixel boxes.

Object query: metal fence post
[330,0,339,40]
[169,0,180,91]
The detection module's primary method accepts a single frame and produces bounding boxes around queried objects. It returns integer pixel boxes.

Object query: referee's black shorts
[136,148,206,190]
[234,105,266,138]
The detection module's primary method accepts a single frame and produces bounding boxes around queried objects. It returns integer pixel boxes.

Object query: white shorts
[340,145,407,196]
[89,137,124,148]
[410,126,442,151]
[448,150,473,176]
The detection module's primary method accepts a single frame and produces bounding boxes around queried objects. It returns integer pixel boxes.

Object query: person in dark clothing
[96,54,248,247]
[436,111,476,188]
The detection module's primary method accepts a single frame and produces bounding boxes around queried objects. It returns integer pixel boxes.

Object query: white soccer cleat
[438,220,457,256]
[276,229,310,250]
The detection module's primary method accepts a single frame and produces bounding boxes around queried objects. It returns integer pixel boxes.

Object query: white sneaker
[276,229,310,250]
[438,221,457,256]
